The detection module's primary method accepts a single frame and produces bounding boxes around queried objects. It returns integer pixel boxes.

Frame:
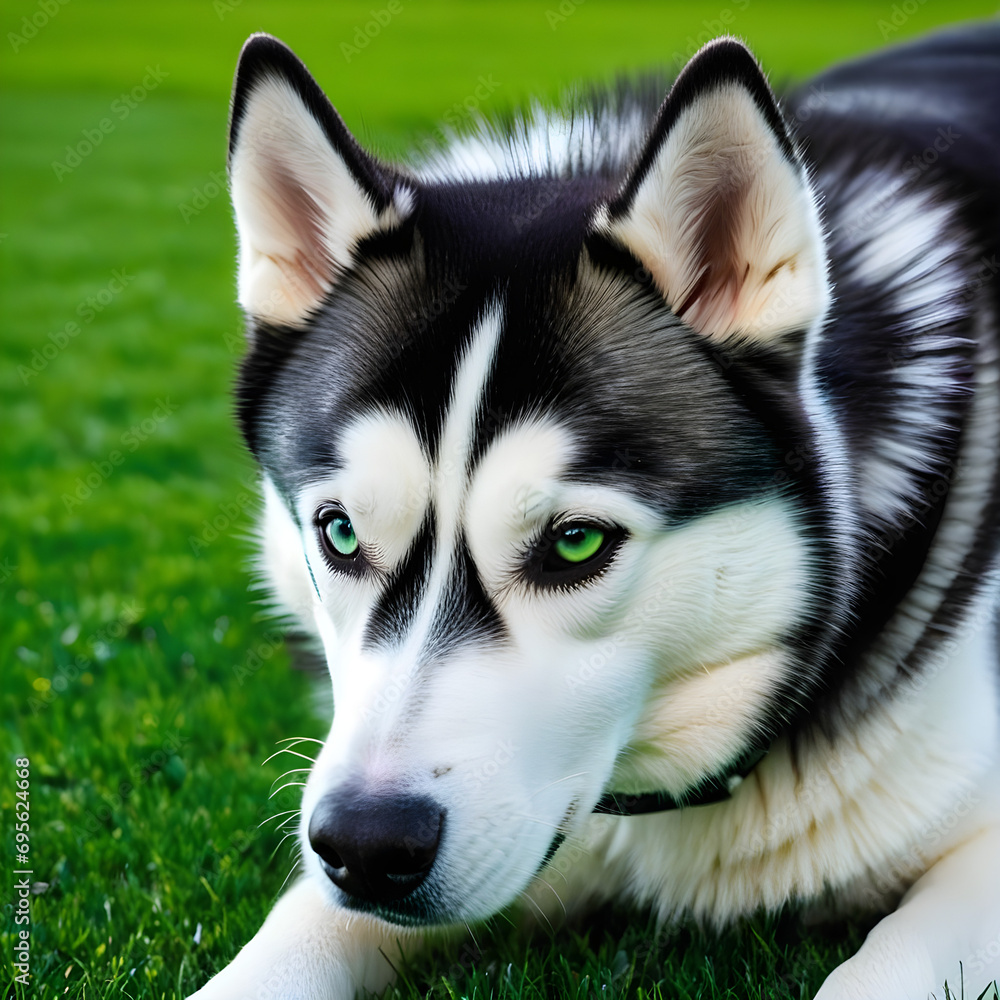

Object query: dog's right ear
[593,38,829,349]
[228,34,412,328]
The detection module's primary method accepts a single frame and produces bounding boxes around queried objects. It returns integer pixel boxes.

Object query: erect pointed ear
[594,38,829,346]
[228,34,413,327]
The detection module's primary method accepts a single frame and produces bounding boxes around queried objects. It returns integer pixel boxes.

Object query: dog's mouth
[336,883,448,927]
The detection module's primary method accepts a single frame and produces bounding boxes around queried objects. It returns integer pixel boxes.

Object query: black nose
[308,788,445,904]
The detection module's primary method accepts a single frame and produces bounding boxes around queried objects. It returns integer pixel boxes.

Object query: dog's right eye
[316,506,361,562]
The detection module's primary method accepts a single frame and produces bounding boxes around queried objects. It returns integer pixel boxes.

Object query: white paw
[813,927,936,1000]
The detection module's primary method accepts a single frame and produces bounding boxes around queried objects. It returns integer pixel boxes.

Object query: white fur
[196,387,1000,999]
[279,396,817,930]
[412,103,648,184]
[257,475,318,621]
[831,170,972,539]
[525,606,1000,925]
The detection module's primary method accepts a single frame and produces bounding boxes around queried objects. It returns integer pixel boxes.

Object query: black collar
[593,743,769,816]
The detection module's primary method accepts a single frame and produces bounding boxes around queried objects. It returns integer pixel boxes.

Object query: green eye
[323,514,359,558]
[553,525,605,564]
[534,520,624,584]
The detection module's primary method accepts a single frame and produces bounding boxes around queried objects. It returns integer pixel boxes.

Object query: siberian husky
[191,25,1000,1000]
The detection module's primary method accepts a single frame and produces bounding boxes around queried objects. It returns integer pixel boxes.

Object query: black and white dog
[191,25,1000,1000]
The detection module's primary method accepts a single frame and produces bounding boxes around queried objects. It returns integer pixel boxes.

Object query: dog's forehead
[249,184,784,518]
[328,362,577,527]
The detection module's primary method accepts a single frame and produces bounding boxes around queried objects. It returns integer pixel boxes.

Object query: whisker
[276,851,302,897]
[268,830,299,866]
[276,736,325,746]
[512,813,562,832]
[544,861,571,887]
[534,877,567,922]
[268,767,312,789]
[257,809,299,829]
[523,889,559,931]
[527,772,589,801]
[463,920,481,955]
[269,781,307,799]
[262,748,317,766]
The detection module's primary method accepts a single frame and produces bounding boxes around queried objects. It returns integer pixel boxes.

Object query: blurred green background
[3,1,998,997]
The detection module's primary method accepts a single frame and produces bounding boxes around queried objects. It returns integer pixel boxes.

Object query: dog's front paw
[187,955,358,1000]
[186,879,410,1000]
[813,925,936,1000]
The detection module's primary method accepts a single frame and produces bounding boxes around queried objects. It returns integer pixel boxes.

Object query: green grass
[2,1,998,997]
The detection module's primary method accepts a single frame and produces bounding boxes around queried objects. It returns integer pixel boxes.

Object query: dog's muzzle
[308,787,445,905]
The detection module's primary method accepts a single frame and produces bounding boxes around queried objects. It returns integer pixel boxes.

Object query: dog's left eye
[533,521,624,584]
[553,525,605,563]
[316,507,360,561]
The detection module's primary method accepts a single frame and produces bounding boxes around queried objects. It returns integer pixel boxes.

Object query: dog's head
[227,34,844,926]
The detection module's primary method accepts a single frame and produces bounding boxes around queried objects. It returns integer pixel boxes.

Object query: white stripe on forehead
[398,300,506,660]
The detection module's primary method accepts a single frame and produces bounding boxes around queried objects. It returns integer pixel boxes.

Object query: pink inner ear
[266,154,335,305]
[229,67,397,326]
[675,171,750,329]
[598,74,829,345]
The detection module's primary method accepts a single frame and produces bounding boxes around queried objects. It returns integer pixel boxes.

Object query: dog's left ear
[594,38,829,347]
